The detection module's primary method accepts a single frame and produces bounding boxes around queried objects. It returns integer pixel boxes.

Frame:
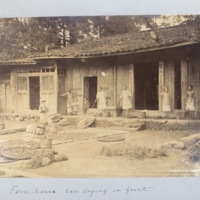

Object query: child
[160,87,171,112]
[83,97,90,114]
[66,100,72,115]
[72,98,79,115]
[39,99,49,125]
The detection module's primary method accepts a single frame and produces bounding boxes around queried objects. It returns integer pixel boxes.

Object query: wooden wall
[0,68,12,112]
[10,62,58,114]
[58,59,134,113]
[164,60,175,109]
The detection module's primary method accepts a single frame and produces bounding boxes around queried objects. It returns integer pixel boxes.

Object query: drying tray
[97,135,125,142]
[2,147,32,160]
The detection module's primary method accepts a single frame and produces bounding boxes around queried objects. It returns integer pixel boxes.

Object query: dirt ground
[0,119,199,178]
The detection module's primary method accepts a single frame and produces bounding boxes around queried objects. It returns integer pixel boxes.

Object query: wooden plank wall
[181,59,188,110]
[61,61,116,113]
[187,55,200,111]
[60,60,135,112]
[0,69,12,112]
[164,60,175,108]
[116,64,130,105]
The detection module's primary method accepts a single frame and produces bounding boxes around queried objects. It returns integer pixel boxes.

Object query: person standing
[160,87,171,112]
[96,87,107,110]
[83,97,90,114]
[185,85,195,118]
[185,85,195,111]
[66,100,72,115]
[39,99,49,125]
[120,85,132,118]
[72,98,79,115]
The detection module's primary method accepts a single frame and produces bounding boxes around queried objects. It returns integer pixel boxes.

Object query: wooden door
[40,75,57,114]
[16,76,29,112]
[58,76,66,114]
[5,84,12,112]
[84,77,89,101]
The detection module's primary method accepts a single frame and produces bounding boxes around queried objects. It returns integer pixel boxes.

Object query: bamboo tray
[97,135,125,142]
[2,147,32,160]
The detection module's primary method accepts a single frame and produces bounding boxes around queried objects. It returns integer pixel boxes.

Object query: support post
[159,61,164,111]
[181,59,188,111]
[113,66,117,107]
[129,64,135,109]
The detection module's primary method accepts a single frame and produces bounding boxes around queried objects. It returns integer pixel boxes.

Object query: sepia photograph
[0,15,200,178]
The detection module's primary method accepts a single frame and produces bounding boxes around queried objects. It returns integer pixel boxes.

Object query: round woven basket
[2,147,32,160]
[77,116,95,129]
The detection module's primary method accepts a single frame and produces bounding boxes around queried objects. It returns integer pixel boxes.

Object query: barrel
[41,138,52,149]
[49,124,57,133]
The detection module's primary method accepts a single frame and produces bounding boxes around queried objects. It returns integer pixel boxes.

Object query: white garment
[120,90,132,109]
[96,91,107,109]
[39,105,48,124]
[162,104,171,112]
[186,91,195,111]
[186,98,195,111]
[161,92,171,112]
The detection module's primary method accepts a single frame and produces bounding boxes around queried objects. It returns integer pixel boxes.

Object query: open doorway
[174,61,182,109]
[135,63,159,110]
[29,76,40,110]
[84,76,97,108]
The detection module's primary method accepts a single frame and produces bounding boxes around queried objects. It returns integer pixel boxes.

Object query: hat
[40,99,46,102]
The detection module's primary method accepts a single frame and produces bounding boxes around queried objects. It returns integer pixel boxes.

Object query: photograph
[0,15,200,178]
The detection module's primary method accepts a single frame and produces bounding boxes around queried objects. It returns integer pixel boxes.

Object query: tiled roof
[31,24,200,59]
[0,58,36,65]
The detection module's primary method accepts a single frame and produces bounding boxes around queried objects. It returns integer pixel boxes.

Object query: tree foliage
[0,15,198,59]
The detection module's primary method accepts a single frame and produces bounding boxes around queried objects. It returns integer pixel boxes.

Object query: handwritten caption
[10,185,154,197]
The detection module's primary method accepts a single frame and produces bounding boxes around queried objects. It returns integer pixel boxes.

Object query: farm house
[0,24,200,118]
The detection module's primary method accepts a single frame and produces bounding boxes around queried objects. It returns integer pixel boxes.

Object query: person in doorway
[185,85,195,111]
[119,85,132,118]
[185,85,195,119]
[83,97,90,114]
[39,99,49,125]
[96,87,107,110]
[160,86,171,112]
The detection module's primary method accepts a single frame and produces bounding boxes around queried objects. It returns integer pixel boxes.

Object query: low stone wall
[0,113,200,132]
[0,113,40,123]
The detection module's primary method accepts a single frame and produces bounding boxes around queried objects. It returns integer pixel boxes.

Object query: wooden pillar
[129,64,135,109]
[158,61,164,110]
[113,66,117,107]
[169,61,175,109]
[10,69,16,113]
[181,59,188,111]
[53,60,58,113]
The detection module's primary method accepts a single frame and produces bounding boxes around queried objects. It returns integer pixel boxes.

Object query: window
[42,67,55,73]
[17,76,27,92]
[41,76,54,93]
[58,68,66,75]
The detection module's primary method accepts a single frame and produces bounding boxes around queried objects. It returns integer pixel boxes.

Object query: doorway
[84,76,97,108]
[29,76,40,110]
[174,61,182,109]
[134,63,159,110]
